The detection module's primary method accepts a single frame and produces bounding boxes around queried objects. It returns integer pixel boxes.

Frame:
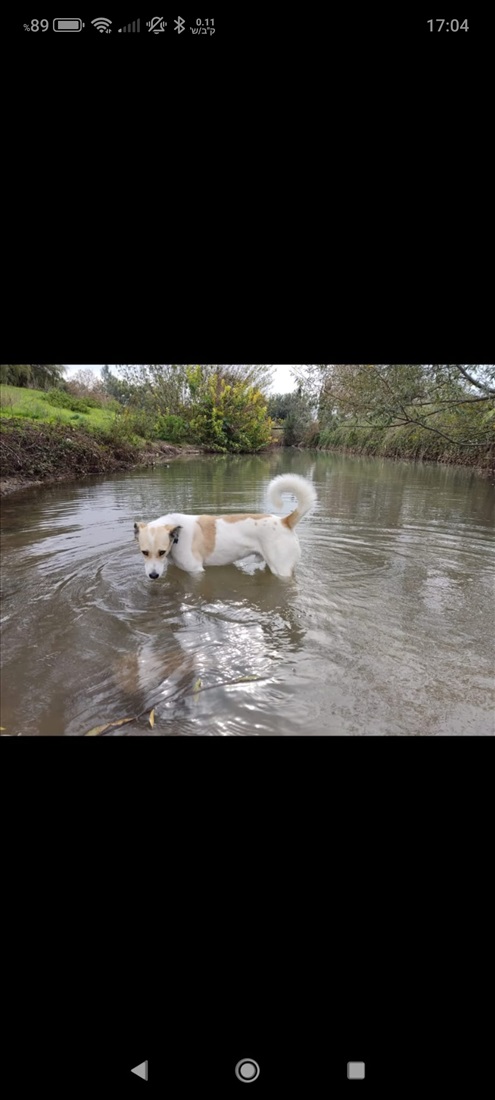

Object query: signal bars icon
[118,19,141,33]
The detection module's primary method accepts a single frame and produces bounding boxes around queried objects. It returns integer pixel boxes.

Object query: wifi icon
[91,17,112,33]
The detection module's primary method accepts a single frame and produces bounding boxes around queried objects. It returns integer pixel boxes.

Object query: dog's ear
[170,525,182,543]
[134,521,145,540]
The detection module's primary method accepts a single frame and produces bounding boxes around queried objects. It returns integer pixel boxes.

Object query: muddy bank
[0,419,203,496]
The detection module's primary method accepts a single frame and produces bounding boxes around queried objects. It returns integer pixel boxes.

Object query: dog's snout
[149,571,159,580]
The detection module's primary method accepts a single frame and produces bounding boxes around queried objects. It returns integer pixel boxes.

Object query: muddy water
[1,452,494,735]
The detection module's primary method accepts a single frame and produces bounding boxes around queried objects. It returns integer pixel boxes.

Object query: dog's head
[134,522,182,579]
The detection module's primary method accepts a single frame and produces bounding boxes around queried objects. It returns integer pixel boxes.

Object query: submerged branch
[84,676,270,735]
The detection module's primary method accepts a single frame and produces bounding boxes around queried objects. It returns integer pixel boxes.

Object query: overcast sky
[64,364,298,393]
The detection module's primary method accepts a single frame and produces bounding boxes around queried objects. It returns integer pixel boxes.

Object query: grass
[0,384,117,430]
[0,386,197,487]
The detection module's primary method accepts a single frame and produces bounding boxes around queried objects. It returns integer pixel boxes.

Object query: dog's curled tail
[267,474,317,529]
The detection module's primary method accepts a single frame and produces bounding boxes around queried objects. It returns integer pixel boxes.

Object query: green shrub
[93,412,147,446]
[119,408,156,439]
[156,414,189,443]
[105,398,123,414]
[81,395,103,409]
[42,389,90,413]
[187,370,272,452]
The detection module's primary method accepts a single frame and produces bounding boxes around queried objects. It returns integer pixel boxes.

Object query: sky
[64,364,298,393]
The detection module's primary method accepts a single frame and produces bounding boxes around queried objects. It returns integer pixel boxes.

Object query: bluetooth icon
[174,16,185,33]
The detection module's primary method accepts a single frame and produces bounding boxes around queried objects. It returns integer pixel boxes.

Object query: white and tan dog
[134,474,316,579]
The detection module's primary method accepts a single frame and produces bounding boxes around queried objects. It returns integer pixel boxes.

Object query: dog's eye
[158,549,166,556]
[142,551,149,557]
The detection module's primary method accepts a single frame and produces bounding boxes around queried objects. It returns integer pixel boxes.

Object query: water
[1,452,494,735]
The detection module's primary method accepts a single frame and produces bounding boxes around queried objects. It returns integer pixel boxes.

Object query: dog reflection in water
[111,646,197,706]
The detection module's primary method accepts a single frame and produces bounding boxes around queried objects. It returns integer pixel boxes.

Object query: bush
[103,397,123,414]
[93,410,151,445]
[81,395,103,409]
[119,408,156,440]
[42,389,91,413]
[304,424,321,447]
[187,370,272,452]
[156,414,189,443]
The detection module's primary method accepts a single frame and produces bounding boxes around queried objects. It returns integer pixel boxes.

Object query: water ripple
[1,458,494,735]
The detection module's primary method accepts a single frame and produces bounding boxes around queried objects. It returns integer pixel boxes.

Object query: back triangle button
[131,1061,148,1081]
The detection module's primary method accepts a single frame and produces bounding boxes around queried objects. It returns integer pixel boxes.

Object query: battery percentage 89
[25,20,50,31]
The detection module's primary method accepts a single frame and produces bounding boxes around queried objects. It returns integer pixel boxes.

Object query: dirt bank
[0,419,203,496]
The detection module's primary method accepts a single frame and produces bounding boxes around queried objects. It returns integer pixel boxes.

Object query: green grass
[0,385,190,449]
[0,384,117,430]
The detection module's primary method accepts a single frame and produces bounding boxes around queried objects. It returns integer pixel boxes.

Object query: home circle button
[235,1059,260,1082]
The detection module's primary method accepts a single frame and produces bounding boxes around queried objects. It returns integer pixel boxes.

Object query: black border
[2,3,494,1089]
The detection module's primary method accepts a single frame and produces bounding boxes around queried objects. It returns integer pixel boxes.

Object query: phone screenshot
[1,11,493,1098]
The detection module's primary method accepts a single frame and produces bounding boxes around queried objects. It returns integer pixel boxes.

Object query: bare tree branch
[453,365,495,395]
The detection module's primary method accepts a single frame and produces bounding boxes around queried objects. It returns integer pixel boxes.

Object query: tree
[0,364,66,389]
[291,365,495,448]
[267,392,296,421]
[101,365,139,406]
[66,369,109,402]
[207,364,274,394]
[115,365,190,412]
[267,389,314,445]
[115,364,275,413]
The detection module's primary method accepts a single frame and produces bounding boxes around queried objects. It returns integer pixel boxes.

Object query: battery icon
[53,18,84,32]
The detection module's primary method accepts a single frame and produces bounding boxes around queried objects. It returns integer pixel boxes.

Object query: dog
[134,474,316,579]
